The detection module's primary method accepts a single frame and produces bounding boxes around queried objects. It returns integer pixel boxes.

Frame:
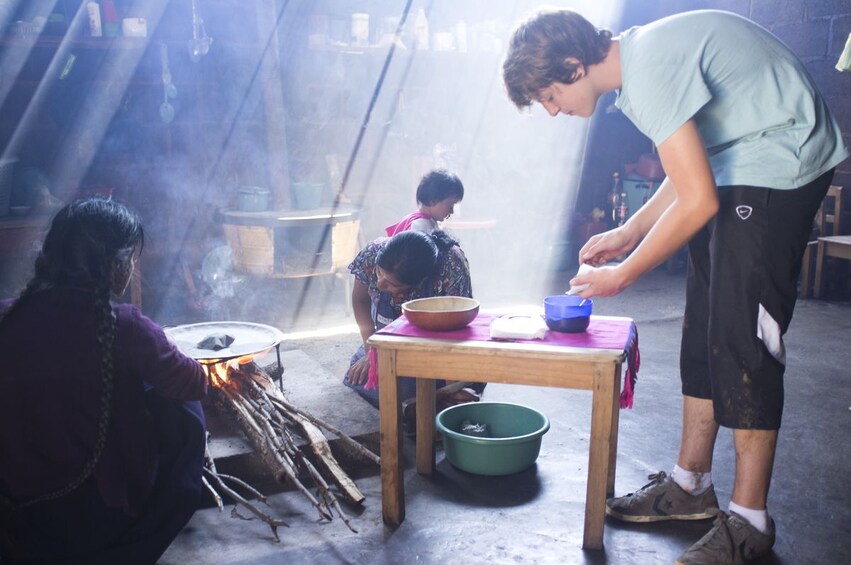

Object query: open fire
[199,354,379,540]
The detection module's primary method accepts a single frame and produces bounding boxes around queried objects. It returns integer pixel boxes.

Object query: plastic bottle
[86,2,102,37]
[606,172,621,229]
[617,191,630,226]
[101,0,119,37]
[414,8,429,50]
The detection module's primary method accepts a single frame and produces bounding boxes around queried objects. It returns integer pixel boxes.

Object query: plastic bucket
[436,402,550,476]
[290,182,323,210]
[237,186,271,212]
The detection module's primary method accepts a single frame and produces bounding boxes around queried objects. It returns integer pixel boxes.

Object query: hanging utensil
[188,0,213,62]
[159,42,175,123]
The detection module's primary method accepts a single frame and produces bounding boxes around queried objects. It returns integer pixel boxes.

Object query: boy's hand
[578,226,636,267]
[570,264,634,298]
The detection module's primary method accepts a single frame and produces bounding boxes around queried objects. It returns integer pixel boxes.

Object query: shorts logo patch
[735,205,753,220]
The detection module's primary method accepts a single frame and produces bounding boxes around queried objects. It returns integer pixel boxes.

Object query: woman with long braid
[0,198,207,564]
[344,230,484,426]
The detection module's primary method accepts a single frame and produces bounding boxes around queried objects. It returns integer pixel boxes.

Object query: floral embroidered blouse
[348,238,473,327]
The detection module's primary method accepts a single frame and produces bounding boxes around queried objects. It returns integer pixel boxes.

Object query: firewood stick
[201,475,223,510]
[294,416,365,505]
[203,467,289,542]
[231,390,334,523]
[262,396,365,505]
[241,367,369,504]
[213,472,268,503]
[205,442,265,503]
[232,391,308,487]
[253,403,333,521]
[214,379,264,437]
[209,362,370,533]
[243,396,306,485]
[217,384,301,487]
[267,396,381,466]
[203,440,287,541]
[287,445,359,533]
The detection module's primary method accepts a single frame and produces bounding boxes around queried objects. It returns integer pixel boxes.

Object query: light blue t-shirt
[615,10,848,189]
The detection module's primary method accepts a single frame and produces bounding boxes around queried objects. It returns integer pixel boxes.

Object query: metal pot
[237,186,271,212]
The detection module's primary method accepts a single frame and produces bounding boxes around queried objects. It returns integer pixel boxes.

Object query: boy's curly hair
[503,9,613,109]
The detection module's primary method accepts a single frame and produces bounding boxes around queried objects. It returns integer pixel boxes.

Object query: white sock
[672,464,713,495]
[729,501,771,534]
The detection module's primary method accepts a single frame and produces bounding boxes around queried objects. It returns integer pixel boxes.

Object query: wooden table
[216,207,361,279]
[369,317,632,550]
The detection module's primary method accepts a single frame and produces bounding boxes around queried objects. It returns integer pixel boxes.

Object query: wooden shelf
[0,35,149,50]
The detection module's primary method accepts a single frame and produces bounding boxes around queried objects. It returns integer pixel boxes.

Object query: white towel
[566,263,594,295]
[490,315,548,340]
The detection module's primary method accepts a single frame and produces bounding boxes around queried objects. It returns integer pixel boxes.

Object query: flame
[235,353,257,365]
[203,359,235,387]
[201,351,264,387]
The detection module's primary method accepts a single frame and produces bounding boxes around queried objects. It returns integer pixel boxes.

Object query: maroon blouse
[0,288,207,515]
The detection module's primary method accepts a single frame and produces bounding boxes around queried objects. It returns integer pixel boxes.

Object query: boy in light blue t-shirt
[503,8,847,564]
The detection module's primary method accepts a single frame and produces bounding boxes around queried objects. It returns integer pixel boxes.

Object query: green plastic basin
[435,402,550,476]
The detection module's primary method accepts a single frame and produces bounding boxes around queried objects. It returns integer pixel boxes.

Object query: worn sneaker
[606,471,719,522]
[676,510,775,564]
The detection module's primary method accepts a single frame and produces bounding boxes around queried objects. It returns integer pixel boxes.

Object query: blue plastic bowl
[436,402,550,476]
[543,295,593,333]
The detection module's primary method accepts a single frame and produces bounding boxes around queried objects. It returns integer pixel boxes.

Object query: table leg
[583,364,617,550]
[415,378,436,475]
[378,349,405,526]
[814,239,826,299]
[607,363,622,498]
[799,241,815,299]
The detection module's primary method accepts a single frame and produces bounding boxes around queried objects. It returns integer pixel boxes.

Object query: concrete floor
[160,268,851,564]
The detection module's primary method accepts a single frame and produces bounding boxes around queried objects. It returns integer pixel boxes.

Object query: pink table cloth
[368,312,639,408]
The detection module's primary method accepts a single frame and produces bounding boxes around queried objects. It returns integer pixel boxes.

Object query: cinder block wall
[581,1,850,202]
[748,0,851,188]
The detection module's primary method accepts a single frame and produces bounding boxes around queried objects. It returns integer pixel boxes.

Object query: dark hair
[376,230,459,286]
[29,197,144,295]
[416,169,464,206]
[0,197,144,506]
[503,9,613,109]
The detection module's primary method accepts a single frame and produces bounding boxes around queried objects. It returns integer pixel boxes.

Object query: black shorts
[679,170,833,430]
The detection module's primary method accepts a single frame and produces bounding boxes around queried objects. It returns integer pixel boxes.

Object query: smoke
[0,0,624,331]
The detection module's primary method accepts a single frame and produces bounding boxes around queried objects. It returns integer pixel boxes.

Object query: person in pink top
[385,169,465,236]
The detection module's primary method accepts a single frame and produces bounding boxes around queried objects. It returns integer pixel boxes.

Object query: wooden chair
[800,185,842,298]
[813,234,851,298]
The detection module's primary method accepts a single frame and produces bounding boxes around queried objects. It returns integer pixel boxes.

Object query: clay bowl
[401,296,480,331]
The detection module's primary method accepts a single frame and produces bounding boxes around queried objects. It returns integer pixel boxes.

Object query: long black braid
[0,198,144,507]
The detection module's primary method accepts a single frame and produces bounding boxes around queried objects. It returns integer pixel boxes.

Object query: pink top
[385,211,436,236]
